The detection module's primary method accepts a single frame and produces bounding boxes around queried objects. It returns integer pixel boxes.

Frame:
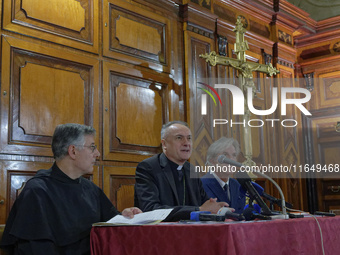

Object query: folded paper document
[93,208,173,226]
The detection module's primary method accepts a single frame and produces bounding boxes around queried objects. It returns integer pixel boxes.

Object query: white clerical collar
[212,172,229,189]
[177,165,183,171]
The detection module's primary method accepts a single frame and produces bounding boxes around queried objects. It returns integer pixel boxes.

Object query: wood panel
[102,166,136,212]
[316,71,340,109]
[304,109,340,212]
[102,62,171,162]
[301,61,340,212]
[311,116,340,177]
[3,0,340,224]
[275,64,305,210]
[3,0,98,53]
[103,0,170,72]
[277,66,300,166]
[0,225,6,255]
[0,0,181,225]
[321,179,340,213]
[0,35,100,156]
[215,64,233,138]
[248,99,267,165]
[184,28,215,168]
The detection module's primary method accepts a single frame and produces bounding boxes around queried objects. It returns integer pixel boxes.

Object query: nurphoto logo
[198,79,312,128]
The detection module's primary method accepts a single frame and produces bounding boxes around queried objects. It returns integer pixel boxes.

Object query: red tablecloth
[90,216,340,255]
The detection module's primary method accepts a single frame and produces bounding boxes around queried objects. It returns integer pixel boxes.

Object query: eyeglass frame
[73,144,98,153]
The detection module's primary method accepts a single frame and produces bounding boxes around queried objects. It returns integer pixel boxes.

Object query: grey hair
[206,137,240,163]
[52,123,96,160]
[161,121,189,139]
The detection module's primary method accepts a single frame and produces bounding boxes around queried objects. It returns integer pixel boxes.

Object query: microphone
[243,207,271,221]
[218,155,242,167]
[243,203,261,214]
[261,191,293,209]
[225,211,245,221]
[217,155,272,215]
[217,155,289,218]
[240,182,293,209]
[217,207,245,221]
[235,171,272,215]
[239,181,264,196]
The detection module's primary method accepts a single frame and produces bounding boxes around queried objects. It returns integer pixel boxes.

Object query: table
[90,216,340,255]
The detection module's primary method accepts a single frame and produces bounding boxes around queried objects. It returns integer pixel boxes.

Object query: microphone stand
[253,171,288,219]
[264,197,293,210]
[218,155,289,219]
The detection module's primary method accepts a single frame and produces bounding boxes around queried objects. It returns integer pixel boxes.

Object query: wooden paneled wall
[1,0,340,224]
[300,57,340,213]
[0,0,182,223]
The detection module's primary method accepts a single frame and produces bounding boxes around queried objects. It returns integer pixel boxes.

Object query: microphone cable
[286,207,325,255]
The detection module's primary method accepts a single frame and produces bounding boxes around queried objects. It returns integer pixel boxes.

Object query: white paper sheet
[93,208,173,226]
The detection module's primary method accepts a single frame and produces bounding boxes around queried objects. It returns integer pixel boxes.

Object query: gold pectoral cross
[200,16,279,166]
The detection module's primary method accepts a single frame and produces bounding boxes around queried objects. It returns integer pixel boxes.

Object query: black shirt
[167,157,191,206]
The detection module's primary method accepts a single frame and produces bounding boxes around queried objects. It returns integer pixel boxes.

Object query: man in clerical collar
[201,137,246,214]
[135,121,231,221]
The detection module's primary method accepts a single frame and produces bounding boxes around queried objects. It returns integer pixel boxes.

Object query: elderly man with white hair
[201,137,246,214]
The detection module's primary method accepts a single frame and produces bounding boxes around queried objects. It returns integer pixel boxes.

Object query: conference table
[90,216,340,255]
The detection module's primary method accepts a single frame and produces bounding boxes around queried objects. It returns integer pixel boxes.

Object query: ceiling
[286,0,340,21]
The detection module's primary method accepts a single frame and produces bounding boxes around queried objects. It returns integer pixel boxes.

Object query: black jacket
[134,153,209,221]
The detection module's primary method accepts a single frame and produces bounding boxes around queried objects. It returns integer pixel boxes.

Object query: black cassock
[0,163,118,255]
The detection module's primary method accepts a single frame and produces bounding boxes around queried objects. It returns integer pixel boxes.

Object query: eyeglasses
[74,144,97,153]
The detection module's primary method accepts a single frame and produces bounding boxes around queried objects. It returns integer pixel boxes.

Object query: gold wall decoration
[278,30,293,45]
[191,0,211,10]
[200,16,279,166]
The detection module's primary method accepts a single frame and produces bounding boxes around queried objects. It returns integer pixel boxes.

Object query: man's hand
[199,198,234,214]
[121,207,143,218]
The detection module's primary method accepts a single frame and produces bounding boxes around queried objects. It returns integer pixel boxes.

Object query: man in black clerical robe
[1,123,141,255]
[135,121,230,221]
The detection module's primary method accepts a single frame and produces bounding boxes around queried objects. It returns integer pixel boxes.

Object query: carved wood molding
[102,62,170,162]
[301,107,340,198]
[295,30,340,48]
[102,166,136,210]
[262,51,272,65]
[272,1,315,30]
[303,72,314,91]
[133,0,178,12]
[276,57,295,69]
[190,0,212,11]
[300,55,340,71]
[186,23,214,39]
[215,0,273,22]
[2,0,98,53]
[217,18,274,53]
[104,0,168,66]
[107,73,165,152]
[180,3,217,32]
[316,15,340,31]
[0,35,99,156]
[273,42,296,68]
[217,35,228,56]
